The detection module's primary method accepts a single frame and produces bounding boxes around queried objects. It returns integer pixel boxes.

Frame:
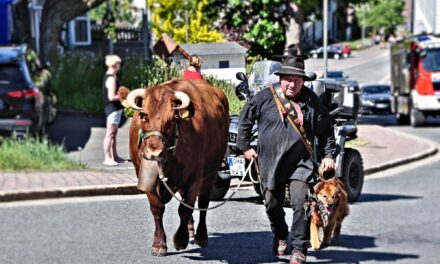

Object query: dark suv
[0,45,57,138]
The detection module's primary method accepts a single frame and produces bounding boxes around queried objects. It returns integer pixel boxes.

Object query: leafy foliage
[150,0,225,44]
[206,0,321,58]
[53,52,243,114]
[355,0,404,34]
[90,0,138,41]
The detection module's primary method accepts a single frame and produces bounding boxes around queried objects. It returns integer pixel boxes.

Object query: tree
[206,0,324,58]
[355,0,404,36]
[149,0,225,44]
[207,0,369,58]
[89,0,138,43]
[40,0,106,64]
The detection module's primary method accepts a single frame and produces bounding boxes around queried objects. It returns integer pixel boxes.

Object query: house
[180,42,247,85]
[153,37,247,85]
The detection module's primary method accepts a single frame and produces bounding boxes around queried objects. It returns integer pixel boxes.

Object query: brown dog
[310,177,349,250]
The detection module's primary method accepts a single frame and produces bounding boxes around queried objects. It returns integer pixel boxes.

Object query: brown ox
[127,79,229,256]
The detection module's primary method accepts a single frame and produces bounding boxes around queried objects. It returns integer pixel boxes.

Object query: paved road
[306,45,390,84]
[1,153,439,263]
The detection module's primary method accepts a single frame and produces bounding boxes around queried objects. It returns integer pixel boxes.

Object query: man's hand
[244,148,258,160]
[321,158,335,171]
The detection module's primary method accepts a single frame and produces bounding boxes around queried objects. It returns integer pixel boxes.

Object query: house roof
[153,33,179,58]
[179,42,247,56]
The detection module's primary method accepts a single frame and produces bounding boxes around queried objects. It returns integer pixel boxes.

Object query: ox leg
[147,193,168,256]
[173,199,196,250]
[194,174,215,248]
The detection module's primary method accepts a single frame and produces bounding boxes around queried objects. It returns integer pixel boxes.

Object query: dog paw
[310,240,321,250]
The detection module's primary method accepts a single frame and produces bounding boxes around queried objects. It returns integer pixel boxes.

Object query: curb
[363,128,438,175]
[0,184,141,202]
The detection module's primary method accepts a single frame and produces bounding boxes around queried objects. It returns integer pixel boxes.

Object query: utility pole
[185,0,189,44]
[142,6,151,61]
[323,0,328,78]
[106,0,114,54]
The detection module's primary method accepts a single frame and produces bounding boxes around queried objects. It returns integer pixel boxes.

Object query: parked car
[310,44,346,59]
[323,70,347,81]
[360,84,391,115]
[333,43,352,58]
[0,45,57,138]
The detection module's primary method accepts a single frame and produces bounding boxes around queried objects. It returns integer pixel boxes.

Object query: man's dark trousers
[264,180,310,254]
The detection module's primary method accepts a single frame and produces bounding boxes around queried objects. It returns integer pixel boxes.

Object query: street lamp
[323,0,328,78]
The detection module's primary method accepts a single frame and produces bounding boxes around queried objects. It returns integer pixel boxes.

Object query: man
[237,56,336,264]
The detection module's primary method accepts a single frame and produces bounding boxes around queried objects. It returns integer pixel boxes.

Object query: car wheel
[341,148,364,203]
[209,173,231,201]
[312,54,318,59]
[333,53,340,59]
[410,108,425,127]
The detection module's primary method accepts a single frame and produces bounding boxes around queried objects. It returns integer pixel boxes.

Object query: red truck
[390,35,440,126]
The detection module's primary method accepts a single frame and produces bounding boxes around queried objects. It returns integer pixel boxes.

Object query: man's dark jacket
[237,85,336,190]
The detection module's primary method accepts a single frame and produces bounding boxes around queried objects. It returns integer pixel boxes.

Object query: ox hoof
[194,237,208,248]
[174,245,188,251]
[151,247,167,256]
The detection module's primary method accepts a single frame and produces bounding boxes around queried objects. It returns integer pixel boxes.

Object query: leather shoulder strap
[269,84,313,160]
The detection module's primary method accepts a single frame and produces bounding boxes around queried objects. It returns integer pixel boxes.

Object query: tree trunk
[283,2,304,52]
[40,0,106,64]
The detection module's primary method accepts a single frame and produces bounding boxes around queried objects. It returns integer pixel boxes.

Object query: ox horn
[174,91,190,110]
[126,89,145,110]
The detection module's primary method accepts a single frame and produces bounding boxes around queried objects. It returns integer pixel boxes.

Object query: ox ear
[177,109,191,119]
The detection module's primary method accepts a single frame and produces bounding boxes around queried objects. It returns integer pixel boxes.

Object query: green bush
[0,138,87,171]
[53,52,244,114]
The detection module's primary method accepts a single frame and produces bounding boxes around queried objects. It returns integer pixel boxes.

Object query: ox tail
[137,159,159,192]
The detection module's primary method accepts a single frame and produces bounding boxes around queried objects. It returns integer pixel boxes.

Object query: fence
[91,25,143,42]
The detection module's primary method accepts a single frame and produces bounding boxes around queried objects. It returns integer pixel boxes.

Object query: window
[219,60,230,68]
[69,13,91,46]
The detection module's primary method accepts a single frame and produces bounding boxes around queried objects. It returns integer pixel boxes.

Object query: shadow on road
[183,231,281,264]
[48,112,129,152]
[177,231,417,264]
[358,193,422,203]
[359,114,440,127]
[310,249,418,264]
[48,113,105,152]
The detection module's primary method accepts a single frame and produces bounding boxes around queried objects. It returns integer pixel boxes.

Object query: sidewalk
[0,125,437,202]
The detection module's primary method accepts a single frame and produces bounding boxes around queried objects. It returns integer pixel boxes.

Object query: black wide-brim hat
[274,56,311,81]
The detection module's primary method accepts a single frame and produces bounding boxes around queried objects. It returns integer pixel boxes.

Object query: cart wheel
[210,174,231,201]
[341,148,364,202]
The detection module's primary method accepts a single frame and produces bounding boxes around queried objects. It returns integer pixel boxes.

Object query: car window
[362,85,390,94]
[422,48,440,72]
[0,64,28,91]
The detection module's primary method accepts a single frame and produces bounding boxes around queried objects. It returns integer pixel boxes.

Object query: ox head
[127,87,190,161]
[127,87,190,192]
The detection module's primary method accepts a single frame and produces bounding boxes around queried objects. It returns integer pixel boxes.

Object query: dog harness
[303,189,331,227]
